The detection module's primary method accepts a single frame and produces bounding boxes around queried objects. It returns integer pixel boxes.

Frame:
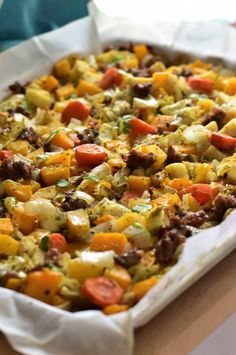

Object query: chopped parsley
[56,179,69,187]
[119,115,133,134]
[132,204,152,213]
[39,235,49,252]
[133,222,146,229]
[84,174,100,182]
[21,100,33,113]
[110,55,122,66]
[70,93,78,98]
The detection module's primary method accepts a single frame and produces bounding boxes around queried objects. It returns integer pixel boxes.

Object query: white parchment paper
[1,3,236,354]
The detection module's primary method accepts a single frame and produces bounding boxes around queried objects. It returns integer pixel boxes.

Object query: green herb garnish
[132,204,152,213]
[70,93,78,98]
[133,222,146,229]
[39,235,49,252]
[84,174,100,182]
[21,100,33,113]
[119,115,133,134]
[56,179,69,187]
[46,129,62,143]
[110,55,122,66]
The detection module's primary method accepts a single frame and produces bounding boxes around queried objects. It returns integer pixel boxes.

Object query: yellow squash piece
[26,87,53,109]
[104,265,131,290]
[12,206,38,235]
[0,218,14,235]
[132,276,159,301]
[77,80,101,96]
[0,233,19,256]
[103,304,128,315]
[5,180,32,202]
[54,58,71,77]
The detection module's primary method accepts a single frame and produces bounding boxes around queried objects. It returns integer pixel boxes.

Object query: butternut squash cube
[41,166,70,185]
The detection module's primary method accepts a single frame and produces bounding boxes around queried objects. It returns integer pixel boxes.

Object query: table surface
[1,250,236,355]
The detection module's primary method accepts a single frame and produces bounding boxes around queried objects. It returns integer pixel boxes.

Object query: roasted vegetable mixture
[1,44,236,314]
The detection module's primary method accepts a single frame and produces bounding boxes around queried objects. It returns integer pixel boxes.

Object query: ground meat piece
[181,211,209,228]
[126,149,155,169]
[77,128,99,145]
[61,191,89,211]
[177,69,192,78]
[44,248,60,266]
[132,83,152,97]
[0,159,32,180]
[171,210,208,229]
[141,54,163,68]
[8,81,25,94]
[0,202,6,217]
[204,109,225,128]
[156,228,186,264]
[128,68,150,78]
[214,194,236,210]
[19,127,43,147]
[7,106,29,117]
[13,160,33,179]
[115,249,141,268]
[19,127,37,143]
[166,146,183,164]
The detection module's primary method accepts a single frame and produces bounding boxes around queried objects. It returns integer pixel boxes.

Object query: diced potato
[203,145,227,161]
[7,140,29,155]
[182,193,200,212]
[152,193,180,212]
[26,87,53,109]
[194,163,217,183]
[0,233,19,256]
[30,186,56,200]
[150,61,166,74]
[146,207,170,234]
[165,163,189,179]
[117,212,146,231]
[67,250,115,283]
[54,101,69,113]
[220,118,236,137]
[205,121,218,132]
[55,83,75,100]
[67,210,90,240]
[104,265,131,290]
